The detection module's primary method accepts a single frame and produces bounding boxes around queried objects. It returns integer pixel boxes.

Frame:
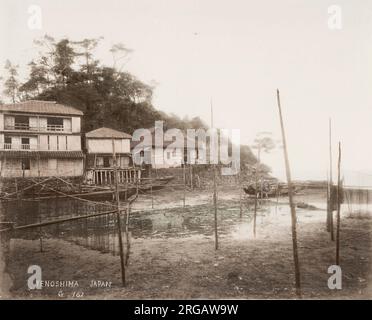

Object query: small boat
[243,183,301,198]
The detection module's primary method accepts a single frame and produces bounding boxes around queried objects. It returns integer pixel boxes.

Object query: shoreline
[2,187,371,299]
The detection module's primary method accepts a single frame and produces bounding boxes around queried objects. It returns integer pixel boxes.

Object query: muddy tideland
[1,186,371,299]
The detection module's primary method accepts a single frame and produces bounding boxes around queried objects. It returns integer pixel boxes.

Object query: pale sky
[1,0,372,184]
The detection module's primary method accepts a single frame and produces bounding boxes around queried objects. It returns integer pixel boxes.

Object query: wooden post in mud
[253,168,258,237]
[124,169,128,202]
[213,162,218,250]
[327,118,334,240]
[39,215,43,252]
[366,188,369,212]
[276,89,301,297]
[125,204,131,266]
[275,182,280,214]
[37,152,43,252]
[211,99,218,250]
[183,164,186,208]
[15,178,19,200]
[150,166,154,209]
[136,172,139,196]
[36,139,43,252]
[253,145,261,236]
[112,138,126,286]
[238,172,242,218]
[336,142,342,265]
[189,165,193,189]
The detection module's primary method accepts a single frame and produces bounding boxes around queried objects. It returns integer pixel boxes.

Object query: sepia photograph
[0,0,371,308]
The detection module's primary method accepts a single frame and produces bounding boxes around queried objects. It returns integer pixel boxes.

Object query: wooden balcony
[86,167,142,185]
[4,123,71,133]
[2,144,37,150]
[47,124,65,132]
[5,123,36,131]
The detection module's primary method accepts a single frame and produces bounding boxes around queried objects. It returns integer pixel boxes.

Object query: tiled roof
[0,100,84,116]
[0,151,84,159]
[86,127,132,139]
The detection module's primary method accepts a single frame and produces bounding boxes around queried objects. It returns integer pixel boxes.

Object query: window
[21,137,30,150]
[4,136,11,149]
[14,116,29,130]
[121,156,130,168]
[103,157,111,168]
[21,158,30,170]
[172,149,177,157]
[56,136,59,150]
[166,152,171,160]
[4,116,15,130]
[47,117,64,131]
[63,118,72,132]
[65,136,68,150]
[47,136,50,150]
[96,157,104,167]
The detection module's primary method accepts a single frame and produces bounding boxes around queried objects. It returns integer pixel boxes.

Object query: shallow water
[1,190,371,256]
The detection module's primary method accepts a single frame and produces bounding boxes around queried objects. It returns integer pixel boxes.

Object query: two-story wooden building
[0,100,84,178]
[85,127,141,185]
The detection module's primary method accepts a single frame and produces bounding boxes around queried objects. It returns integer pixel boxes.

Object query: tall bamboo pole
[211,99,218,250]
[189,165,193,189]
[213,164,218,250]
[150,166,154,209]
[336,142,342,265]
[37,149,43,252]
[276,89,301,297]
[112,137,126,286]
[328,118,334,240]
[253,151,259,237]
[15,178,19,200]
[183,164,186,208]
[238,171,242,218]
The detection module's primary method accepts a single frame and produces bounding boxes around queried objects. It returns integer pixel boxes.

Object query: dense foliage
[1,35,263,170]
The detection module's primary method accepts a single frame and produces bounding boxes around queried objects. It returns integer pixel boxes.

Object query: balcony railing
[87,168,142,185]
[47,124,64,132]
[2,143,36,150]
[4,123,71,132]
[5,123,35,131]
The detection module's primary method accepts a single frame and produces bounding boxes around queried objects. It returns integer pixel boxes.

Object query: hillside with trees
[0,35,264,172]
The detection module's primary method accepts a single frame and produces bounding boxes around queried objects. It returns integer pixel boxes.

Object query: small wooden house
[131,127,206,169]
[85,127,141,185]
